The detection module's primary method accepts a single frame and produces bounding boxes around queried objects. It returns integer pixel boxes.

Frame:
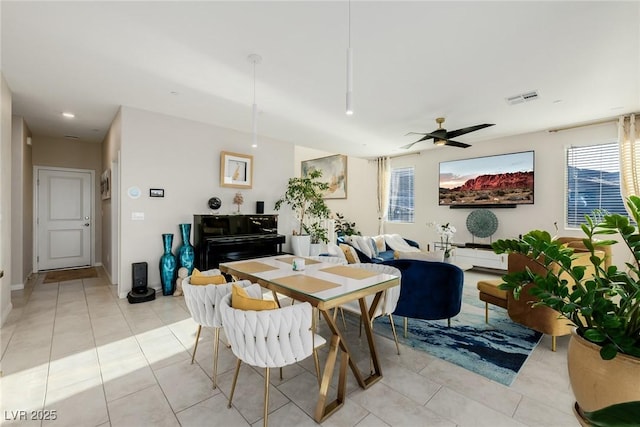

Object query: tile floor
[0,268,580,426]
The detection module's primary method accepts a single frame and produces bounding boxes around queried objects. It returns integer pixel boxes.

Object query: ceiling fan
[402,117,495,149]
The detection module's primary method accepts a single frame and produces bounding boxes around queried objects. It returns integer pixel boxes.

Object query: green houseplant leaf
[492,196,640,361]
[275,169,331,240]
[581,401,640,427]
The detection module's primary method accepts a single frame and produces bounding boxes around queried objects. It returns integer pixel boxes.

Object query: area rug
[373,294,542,386]
[43,267,98,283]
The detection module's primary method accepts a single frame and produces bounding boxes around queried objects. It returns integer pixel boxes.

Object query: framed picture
[301,154,347,199]
[220,151,253,189]
[100,169,111,200]
[149,188,164,198]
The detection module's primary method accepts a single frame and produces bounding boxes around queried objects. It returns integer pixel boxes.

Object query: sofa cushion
[477,279,508,299]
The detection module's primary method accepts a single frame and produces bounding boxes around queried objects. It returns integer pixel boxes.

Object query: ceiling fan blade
[400,141,419,149]
[443,139,471,148]
[400,134,432,149]
[445,123,494,139]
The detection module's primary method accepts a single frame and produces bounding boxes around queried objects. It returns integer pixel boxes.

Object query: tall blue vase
[177,223,195,275]
[160,233,177,296]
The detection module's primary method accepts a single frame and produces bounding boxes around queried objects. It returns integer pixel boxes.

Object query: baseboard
[10,283,24,291]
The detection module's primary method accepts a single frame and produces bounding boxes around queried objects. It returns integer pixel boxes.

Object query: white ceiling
[2,1,639,158]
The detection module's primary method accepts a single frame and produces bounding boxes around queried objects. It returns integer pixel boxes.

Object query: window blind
[388,167,414,223]
[566,143,626,227]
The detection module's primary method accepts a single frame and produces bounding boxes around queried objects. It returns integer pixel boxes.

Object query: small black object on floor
[127,261,156,304]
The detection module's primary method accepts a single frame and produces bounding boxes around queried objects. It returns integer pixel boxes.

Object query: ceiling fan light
[435,139,446,146]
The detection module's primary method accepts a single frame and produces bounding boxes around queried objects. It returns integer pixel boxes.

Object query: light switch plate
[131,212,145,220]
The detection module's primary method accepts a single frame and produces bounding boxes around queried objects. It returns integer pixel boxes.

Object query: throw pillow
[373,235,386,252]
[368,237,379,258]
[395,250,443,262]
[189,268,228,285]
[352,235,373,258]
[327,242,346,260]
[339,243,360,264]
[231,284,278,311]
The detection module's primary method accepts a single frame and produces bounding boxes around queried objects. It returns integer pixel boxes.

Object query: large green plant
[492,195,640,361]
[274,169,331,241]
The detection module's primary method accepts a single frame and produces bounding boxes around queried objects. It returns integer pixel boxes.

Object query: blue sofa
[337,235,420,264]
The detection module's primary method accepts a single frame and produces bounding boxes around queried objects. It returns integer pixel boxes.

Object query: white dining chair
[182,275,253,389]
[219,285,326,427]
[338,263,402,354]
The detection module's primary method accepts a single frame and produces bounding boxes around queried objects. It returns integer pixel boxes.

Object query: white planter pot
[309,243,325,256]
[291,235,311,257]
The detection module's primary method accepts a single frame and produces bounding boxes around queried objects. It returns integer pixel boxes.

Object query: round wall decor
[466,209,498,238]
[208,196,222,210]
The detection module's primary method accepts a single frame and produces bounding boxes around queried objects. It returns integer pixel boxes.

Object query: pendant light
[346,0,353,115]
[248,53,262,148]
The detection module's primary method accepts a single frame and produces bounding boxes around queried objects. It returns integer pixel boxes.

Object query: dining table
[218,255,400,422]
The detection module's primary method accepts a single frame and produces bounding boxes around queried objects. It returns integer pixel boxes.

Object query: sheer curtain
[376,156,390,235]
[619,114,640,214]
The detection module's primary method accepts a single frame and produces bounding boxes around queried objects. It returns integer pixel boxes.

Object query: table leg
[314,334,348,422]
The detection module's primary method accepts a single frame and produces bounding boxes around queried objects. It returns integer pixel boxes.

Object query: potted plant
[306,221,329,256]
[334,212,361,237]
[492,196,640,425]
[275,169,331,256]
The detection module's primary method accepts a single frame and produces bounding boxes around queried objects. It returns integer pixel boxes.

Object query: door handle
[84,223,90,227]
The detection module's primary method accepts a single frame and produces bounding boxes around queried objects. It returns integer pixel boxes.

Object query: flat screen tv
[439,150,534,207]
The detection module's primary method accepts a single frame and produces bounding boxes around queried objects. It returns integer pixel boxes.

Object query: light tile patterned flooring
[0,268,580,426]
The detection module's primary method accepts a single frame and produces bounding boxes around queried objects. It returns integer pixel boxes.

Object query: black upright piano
[193,214,286,270]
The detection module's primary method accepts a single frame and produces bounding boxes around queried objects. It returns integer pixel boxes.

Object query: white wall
[386,121,630,266]
[10,116,32,290]
[1,73,13,326]
[101,108,122,284]
[117,107,295,297]
[294,146,378,236]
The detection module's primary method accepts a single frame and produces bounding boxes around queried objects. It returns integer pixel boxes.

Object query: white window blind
[388,167,414,223]
[566,143,626,227]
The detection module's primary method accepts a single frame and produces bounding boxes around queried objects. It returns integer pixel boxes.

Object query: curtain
[618,114,640,216]
[376,156,390,235]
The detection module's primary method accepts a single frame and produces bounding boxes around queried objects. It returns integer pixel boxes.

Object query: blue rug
[373,294,542,386]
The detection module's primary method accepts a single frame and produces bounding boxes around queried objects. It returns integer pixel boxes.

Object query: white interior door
[37,168,92,270]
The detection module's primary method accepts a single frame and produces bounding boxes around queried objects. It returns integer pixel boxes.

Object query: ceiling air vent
[64,135,80,140]
[506,90,539,105]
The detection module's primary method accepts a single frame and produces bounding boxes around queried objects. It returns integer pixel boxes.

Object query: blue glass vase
[160,233,177,296]
[177,223,195,275]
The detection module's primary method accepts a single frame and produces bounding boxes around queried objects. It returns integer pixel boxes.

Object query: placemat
[276,256,321,265]
[272,274,340,293]
[319,265,379,280]
[227,261,280,274]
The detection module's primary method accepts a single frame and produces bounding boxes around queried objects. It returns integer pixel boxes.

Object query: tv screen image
[439,151,534,207]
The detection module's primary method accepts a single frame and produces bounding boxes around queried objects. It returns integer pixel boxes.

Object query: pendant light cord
[346,0,353,115]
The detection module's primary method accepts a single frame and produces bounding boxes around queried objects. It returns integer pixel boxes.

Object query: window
[566,142,627,228]
[388,167,414,223]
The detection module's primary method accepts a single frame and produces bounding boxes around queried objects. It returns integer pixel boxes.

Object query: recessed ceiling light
[62,112,75,118]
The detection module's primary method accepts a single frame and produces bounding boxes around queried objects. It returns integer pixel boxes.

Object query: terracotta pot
[568,329,640,418]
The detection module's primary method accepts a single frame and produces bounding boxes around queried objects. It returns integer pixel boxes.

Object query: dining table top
[219,255,400,310]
